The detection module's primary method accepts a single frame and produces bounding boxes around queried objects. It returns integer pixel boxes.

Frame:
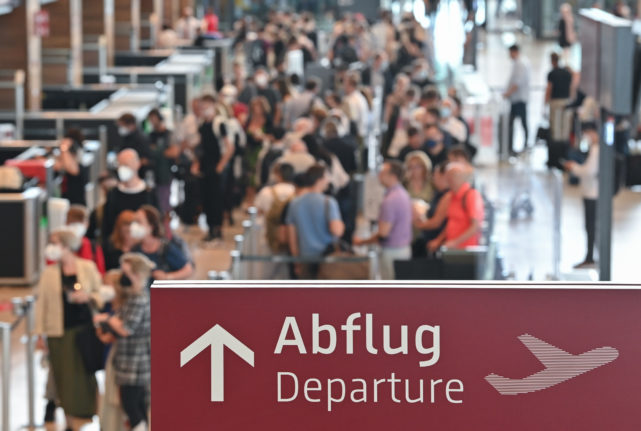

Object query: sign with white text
[151,282,641,430]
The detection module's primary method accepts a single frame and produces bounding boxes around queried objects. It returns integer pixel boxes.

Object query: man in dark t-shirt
[196,95,234,241]
[546,52,573,144]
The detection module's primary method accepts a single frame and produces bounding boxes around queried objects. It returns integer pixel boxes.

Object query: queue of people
[34,1,629,428]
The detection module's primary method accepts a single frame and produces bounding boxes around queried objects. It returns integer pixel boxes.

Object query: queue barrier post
[552,169,563,281]
[230,250,242,280]
[24,296,36,429]
[1,323,10,431]
[368,250,380,281]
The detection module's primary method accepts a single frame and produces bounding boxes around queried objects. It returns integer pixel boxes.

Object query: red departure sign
[151,282,641,430]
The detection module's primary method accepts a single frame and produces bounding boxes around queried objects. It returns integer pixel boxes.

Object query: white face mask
[67,223,87,241]
[580,137,591,153]
[203,107,215,118]
[255,74,268,88]
[118,126,130,137]
[44,244,63,262]
[118,166,135,183]
[129,221,149,240]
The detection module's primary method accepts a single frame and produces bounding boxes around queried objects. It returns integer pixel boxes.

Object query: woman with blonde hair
[95,253,154,431]
[35,227,105,431]
[404,151,434,203]
[103,210,137,271]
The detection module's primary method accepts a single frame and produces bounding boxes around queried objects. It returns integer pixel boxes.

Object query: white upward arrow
[180,324,255,402]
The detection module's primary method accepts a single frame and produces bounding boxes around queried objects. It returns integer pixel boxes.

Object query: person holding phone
[564,122,600,269]
[95,253,154,431]
[35,228,105,430]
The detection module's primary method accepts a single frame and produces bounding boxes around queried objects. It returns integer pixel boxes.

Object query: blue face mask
[425,139,438,149]
[440,107,452,118]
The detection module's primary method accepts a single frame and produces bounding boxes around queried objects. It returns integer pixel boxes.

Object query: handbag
[317,198,370,280]
[75,323,106,374]
[318,242,371,280]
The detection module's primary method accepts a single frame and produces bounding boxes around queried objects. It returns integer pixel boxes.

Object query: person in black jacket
[101,149,157,248]
[116,113,152,178]
[195,95,234,241]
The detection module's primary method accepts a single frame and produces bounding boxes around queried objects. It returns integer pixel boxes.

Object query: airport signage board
[151,282,641,430]
[33,10,49,38]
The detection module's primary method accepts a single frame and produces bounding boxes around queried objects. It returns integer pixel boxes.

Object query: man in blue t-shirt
[286,165,345,278]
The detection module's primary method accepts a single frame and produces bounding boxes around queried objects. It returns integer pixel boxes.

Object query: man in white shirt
[343,73,370,140]
[565,122,599,269]
[503,44,531,155]
[175,6,201,42]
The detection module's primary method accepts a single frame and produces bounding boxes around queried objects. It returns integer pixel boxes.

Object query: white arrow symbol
[180,324,255,402]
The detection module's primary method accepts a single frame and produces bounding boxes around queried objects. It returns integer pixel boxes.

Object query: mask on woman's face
[67,223,87,241]
[425,139,438,149]
[202,107,216,119]
[255,74,268,88]
[120,273,132,288]
[117,166,135,183]
[129,221,149,240]
[118,126,130,137]
[44,244,63,262]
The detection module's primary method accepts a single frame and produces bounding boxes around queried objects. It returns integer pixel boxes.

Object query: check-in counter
[84,50,213,111]
[182,38,234,86]
[0,84,166,144]
[1,139,101,208]
[0,186,45,285]
[84,64,202,113]
[115,49,175,66]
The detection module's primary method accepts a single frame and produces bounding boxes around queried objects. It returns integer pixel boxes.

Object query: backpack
[461,187,494,246]
[265,188,291,253]
[157,236,195,272]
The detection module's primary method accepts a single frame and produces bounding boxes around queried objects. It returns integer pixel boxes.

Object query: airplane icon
[486,334,619,395]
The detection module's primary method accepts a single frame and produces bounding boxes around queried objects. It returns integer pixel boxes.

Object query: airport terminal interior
[0,0,640,429]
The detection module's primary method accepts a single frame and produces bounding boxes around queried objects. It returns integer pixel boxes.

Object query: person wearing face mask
[66,205,106,275]
[146,109,179,219]
[130,205,193,283]
[94,253,154,431]
[54,129,88,206]
[103,210,137,272]
[423,124,449,167]
[195,95,234,241]
[35,228,105,430]
[564,122,600,269]
[116,113,152,173]
[101,149,157,248]
[439,98,468,145]
[253,67,280,113]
